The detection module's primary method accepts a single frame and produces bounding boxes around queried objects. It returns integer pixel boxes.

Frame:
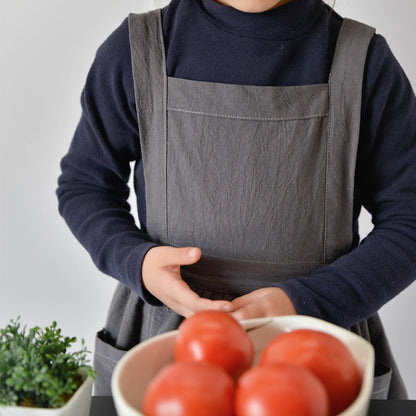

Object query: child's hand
[230,287,297,321]
[142,246,233,318]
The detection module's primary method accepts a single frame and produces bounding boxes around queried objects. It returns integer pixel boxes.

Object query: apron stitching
[324,19,349,262]
[167,107,328,122]
[203,253,328,264]
[94,350,123,364]
[324,73,333,261]
[372,387,390,394]
[165,238,329,265]
[158,9,169,241]
[199,256,329,265]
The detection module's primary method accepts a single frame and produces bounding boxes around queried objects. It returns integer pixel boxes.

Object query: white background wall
[1,0,415,398]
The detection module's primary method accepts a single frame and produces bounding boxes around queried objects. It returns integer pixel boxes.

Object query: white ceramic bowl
[112,315,374,416]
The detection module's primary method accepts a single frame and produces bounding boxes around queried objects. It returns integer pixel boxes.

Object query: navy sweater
[57,0,416,328]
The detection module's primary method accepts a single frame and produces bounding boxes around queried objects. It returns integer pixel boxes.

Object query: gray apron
[93,10,407,399]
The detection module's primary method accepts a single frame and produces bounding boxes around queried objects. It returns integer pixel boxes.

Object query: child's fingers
[230,288,298,321]
[231,302,260,322]
[230,294,251,310]
[164,277,233,317]
[142,245,233,317]
[230,289,264,309]
[229,290,268,321]
[192,298,234,314]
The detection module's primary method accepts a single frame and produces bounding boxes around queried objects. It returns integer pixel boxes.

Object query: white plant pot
[0,370,93,416]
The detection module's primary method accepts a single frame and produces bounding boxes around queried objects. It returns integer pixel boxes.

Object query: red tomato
[259,329,361,416]
[235,363,330,416]
[173,310,254,379]
[142,361,234,416]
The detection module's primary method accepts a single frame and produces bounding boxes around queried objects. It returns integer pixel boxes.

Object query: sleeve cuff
[273,279,326,322]
[125,242,164,306]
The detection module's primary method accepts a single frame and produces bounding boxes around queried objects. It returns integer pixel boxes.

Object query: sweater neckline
[193,0,325,41]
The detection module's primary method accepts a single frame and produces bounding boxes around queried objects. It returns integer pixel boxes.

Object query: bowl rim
[111,329,177,416]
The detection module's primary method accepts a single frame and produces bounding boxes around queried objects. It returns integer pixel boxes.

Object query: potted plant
[0,318,95,416]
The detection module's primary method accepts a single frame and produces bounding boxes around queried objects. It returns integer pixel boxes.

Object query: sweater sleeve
[56,18,160,304]
[276,34,416,328]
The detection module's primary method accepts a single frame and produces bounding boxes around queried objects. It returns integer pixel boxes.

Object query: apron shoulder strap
[329,18,375,93]
[128,9,166,116]
[325,19,375,259]
[328,18,375,134]
[128,10,168,240]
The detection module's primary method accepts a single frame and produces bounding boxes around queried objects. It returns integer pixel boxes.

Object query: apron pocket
[93,329,128,396]
[371,362,392,399]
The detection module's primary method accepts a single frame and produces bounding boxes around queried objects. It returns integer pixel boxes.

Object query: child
[57,0,416,398]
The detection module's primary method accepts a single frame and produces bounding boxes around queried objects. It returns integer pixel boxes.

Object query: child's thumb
[166,246,202,266]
